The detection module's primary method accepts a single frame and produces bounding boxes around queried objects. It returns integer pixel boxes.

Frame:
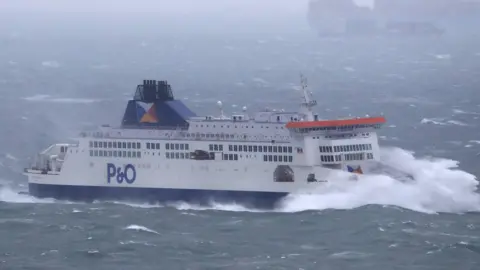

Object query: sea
[0,12,480,270]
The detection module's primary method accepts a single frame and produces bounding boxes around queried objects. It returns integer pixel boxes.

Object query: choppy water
[1,14,480,269]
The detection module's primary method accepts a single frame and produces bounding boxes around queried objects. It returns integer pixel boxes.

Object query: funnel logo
[107,163,136,184]
[136,101,158,123]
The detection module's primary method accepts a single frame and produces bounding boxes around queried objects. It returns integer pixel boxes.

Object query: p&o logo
[107,163,136,184]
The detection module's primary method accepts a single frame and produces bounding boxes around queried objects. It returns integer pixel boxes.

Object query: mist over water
[1,0,480,269]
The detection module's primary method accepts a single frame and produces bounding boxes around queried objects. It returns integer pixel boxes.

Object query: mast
[299,74,317,121]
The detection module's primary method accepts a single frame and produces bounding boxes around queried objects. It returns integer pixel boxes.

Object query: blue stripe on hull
[28,183,289,209]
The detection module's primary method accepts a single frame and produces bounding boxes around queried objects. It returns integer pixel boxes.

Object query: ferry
[23,77,387,208]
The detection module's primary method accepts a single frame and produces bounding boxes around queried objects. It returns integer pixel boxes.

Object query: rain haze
[1,0,480,269]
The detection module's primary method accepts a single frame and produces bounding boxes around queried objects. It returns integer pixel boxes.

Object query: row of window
[146,142,161,150]
[319,144,373,153]
[263,155,294,163]
[165,143,189,150]
[321,155,342,162]
[209,144,224,152]
[166,152,190,159]
[344,153,365,161]
[91,141,141,149]
[90,150,141,158]
[223,154,239,161]
[228,145,293,153]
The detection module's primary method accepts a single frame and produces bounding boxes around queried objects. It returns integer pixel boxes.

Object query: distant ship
[308,0,479,38]
[24,76,389,209]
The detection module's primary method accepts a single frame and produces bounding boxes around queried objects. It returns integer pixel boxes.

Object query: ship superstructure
[24,78,386,208]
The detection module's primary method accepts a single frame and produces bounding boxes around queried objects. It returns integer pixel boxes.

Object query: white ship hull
[25,152,361,209]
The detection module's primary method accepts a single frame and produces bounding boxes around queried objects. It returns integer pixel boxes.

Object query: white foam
[0,186,56,204]
[421,118,470,126]
[41,61,60,68]
[278,147,480,214]
[124,225,160,235]
[22,95,99,104]
[434,54,451,60]
[453,109,480,115]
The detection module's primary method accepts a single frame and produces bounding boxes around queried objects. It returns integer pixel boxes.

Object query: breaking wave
[278,147,480,214]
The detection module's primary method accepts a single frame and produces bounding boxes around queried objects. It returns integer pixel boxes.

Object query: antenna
[300,73,308,91]
[217,101,225,119]
[299,73,317,108]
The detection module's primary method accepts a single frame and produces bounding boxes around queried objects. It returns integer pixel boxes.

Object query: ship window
[209,144,213,151]
[273,146,278,152]
[165,144,170,150]
[132,151,137,158]
[127,142,131,149]
[223,154,228,160]
[185,152,189,159]
[278,156,283,162]
[283,146,287,153]
[175,144,179,150]
[137,151,141,158]
[101,142,105,148]
[268,146,273,152]
[178,144,183,150]
[146,143,151,149]
[289,156,293,162]
[113,151,117,157]
[89,150,93,156]
[321,155,324,162]
[185,144,189,150]
[229,145,233,151]
[253,145,258,152]
[263,155,267,162]
[93,141,97,148]
[248,145,253,152]
[121,142,125,149]
[274,155,278,162]
[219,145,223,151]
[243,145,247,152]
[89,141,93,148]
[99,151,103,157]
[93,150,98,156]
[329,146,333,152]
[127,151,131,158]
[214,144,218,151]
[175,152,180,159]
[278,147,283,153]
[233,145,237,151]
[234,154,238,160]
[121,151,125,157]
[288,146,292,153]
[166,152,170,159]
[180,153,185,159]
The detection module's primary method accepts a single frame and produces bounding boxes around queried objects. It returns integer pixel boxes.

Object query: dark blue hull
[28,183,289,209]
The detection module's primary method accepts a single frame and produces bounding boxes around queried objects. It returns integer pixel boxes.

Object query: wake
[1,147,479,214]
